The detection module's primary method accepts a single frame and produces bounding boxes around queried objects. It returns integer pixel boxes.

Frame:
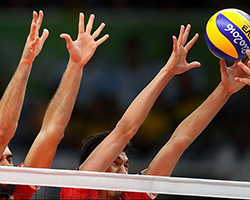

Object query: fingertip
[194,61,201,67]
[60,33,66,38]
[104,34,109,40]
[43,29,49,37]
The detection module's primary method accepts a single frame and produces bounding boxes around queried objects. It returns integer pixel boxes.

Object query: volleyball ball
[205,8,250,61]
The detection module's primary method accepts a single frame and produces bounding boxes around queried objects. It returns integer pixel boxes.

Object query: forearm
[0,61,32,140]
[82,68,175,172]
[173,82,231,146]
[146,82,231,176]
[24,60,83,168]
[117,68,174,135]
[41,59,83,136]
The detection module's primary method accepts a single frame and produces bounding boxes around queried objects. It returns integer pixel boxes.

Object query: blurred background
[1,0,250,199]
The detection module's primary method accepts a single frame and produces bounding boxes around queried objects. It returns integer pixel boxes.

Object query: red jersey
[12,185,37,200]
[60,188,152,199]
[10,164,39,199]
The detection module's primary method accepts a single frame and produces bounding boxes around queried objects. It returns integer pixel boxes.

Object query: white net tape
[0,166,250,199]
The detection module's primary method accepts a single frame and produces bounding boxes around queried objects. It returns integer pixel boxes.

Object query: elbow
[171,135,192,153]
[115,118,139,140]
[41,126,65,144]
[0,122,17,142]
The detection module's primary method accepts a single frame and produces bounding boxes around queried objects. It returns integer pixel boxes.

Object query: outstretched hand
[165,24,201,75]
[21,10,49,65]
[60,13,109,67]
[220,57,249,95]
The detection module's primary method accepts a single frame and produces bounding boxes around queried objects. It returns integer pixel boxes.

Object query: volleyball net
[0,166,249,199]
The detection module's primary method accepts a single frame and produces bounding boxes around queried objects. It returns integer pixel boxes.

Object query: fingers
[177,25,184,47]
[40,29,49,46]
[172,36,178,53]
[96,34,109,46]
[185,33,199,51]
[177,24,198,50]
[92,23,106,39]
[234,77,250,85]
[31,11,38,27]
[31,37,40,49]
[238,61,250,75]
[182,24,191,45]
[36,10,44,37]
[29,22,37,41]
[78,12,84,38]
[86,14,95,34]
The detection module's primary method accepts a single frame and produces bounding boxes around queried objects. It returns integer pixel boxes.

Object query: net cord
[0,166,250,199]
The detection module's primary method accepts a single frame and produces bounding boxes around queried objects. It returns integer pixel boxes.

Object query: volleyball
[205,8,250,61]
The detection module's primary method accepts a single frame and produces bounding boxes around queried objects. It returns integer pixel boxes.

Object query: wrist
[218,82,232,98]
[69,58,85,68]
[159,67,175,80]
[18,60,33,68]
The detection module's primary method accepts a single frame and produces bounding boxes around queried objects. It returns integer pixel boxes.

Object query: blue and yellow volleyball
[205,8,250,61]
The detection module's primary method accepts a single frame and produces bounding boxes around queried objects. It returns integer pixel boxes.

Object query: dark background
[1,1,250,199]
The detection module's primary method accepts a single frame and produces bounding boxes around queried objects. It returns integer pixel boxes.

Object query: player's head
[0,146,15,199]
[78,130,133,171]
[0,147,13,167]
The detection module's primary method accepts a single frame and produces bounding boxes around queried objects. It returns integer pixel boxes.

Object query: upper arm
[144,138,187,176]
[79,128,130,172]
[24,129,62,168]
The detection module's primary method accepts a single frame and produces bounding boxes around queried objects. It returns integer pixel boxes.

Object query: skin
[76,24,201,199]
[99,152,129,199]
[234,50,250,85]
[0,147,14,200]
[0,10,48,162]
[24,13,109,168]
[76,26,250,199]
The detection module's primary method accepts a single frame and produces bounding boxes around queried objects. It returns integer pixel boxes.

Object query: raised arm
[24,13,109,168]
[79,24,201,172]
[0,11,48,156]
[144,58,249,177]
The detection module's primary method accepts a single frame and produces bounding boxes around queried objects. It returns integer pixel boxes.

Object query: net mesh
[0,166,249,200]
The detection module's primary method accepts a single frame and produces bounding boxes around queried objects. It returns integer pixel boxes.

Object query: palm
[221,60,247,94]
[169,46,189,74]
[61,13,109,67]
[69,33,98,66]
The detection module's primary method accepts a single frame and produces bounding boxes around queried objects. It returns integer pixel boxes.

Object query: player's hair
[78,130,133,166]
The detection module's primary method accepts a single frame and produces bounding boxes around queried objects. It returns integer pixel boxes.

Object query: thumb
[219,59,227,74]
[188,61,201,69]
[60,33,73,48]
